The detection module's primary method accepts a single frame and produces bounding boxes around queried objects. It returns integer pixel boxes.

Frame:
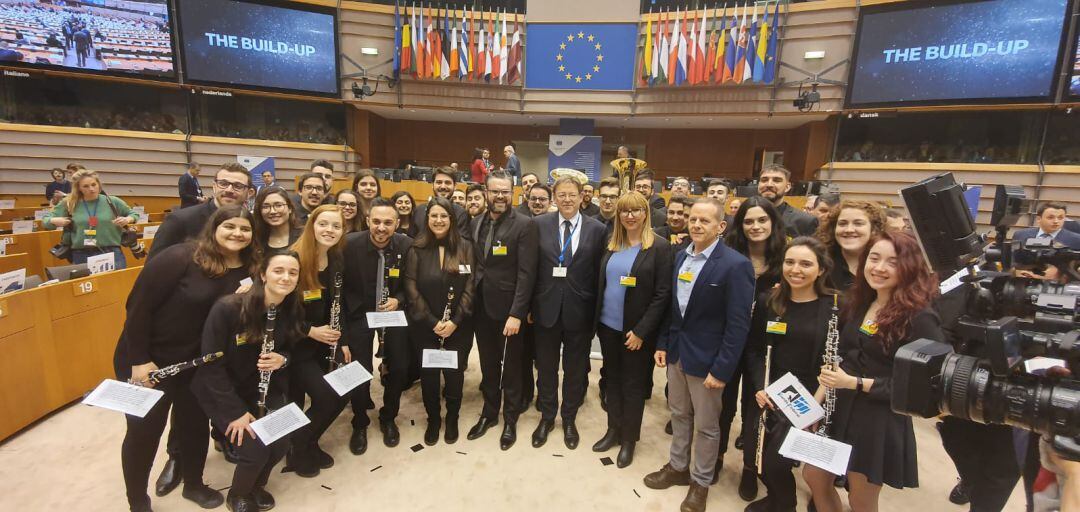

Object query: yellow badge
[860,319,879,336]
[766,321,788,335]
[84,229,96,236]
[670,234,679,244]
[235,334,247,346]
[619,276,637,287]
[388,268,400,278]
[303,289,323,302]
[678,272,694,283]
[492,245,508,256]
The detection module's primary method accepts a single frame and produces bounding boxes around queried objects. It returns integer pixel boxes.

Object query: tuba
[610,157,648,194]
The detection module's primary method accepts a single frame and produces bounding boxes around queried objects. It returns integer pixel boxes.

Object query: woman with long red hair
[804,231,943,512]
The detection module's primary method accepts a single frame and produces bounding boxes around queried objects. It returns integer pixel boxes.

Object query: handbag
[103,193,139,246]
[50,222,73,262]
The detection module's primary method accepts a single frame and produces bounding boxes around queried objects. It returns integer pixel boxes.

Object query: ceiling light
[804,50,825,60]
[361,47,379,56]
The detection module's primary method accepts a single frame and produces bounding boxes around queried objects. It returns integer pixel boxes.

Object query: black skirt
[832,388,918,488]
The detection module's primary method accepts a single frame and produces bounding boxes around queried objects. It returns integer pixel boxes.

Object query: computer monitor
[45,264,91,282]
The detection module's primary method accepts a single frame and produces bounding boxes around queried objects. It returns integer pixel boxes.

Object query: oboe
[134,352,224,387]
[817,295,842,438]
[756,344,773,475]
[437,285,455,348]
[326,273,344,372]
[256,304,277,418]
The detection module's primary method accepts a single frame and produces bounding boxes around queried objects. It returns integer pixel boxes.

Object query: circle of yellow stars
[556,31,603,83]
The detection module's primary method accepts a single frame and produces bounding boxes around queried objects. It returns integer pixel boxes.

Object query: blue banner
[526,23,637,91]
[549,135,603,182]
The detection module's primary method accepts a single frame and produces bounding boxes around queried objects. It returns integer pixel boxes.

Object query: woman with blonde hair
[592,191,672,468]
[44,168,139,268]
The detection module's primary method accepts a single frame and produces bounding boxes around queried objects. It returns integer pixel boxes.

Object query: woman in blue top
[43,169,139,268]
[592,191,672,468]
[45,167,71,206]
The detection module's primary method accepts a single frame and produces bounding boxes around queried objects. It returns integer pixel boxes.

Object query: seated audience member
[1014,201,1080,250]
[45,167,71,206]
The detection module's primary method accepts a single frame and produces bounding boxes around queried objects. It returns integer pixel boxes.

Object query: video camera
[891,173,1080,460]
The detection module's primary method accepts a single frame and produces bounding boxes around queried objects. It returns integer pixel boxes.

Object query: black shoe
[380,420,400,448]
[735,433,745,451]
[467,416,498,441]
[287,447,320,478]
[182,484,225,509]
[591,428,620,452]
[738,468,759,501]
[744,497,772,512]
[425,419,441,446]
[221,442,240,464]
[445,416,459,444]
[500,422,517,450]
[350,427,368,455]
[154,457,182,497]
[313,445,334,469]
[531,419,555,448]
[251,487,275,511]
[129,499,153,512]
[226,491,258,512]
[617,441,635,468]
[949,479,971,505]
[564,421,580,450]
[665,420,673,435]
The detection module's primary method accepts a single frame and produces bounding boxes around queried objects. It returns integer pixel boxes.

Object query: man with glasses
[412,167,471,237]
[670,177,691,199]
[580,182,600,218]
[294,173,327,224]
[290,161,335,213]
[516,172,539,216]
[525,184,552,217]
[634,170,667,228]
[150,163,252,258]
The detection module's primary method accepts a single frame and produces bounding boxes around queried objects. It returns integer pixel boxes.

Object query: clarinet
[756,344,773,475]
[374,275,390,359]
[135,352,224,387]
[817,295,842,438]
[256,304,277,418]
[326,273,344,372]
[437,285,455,348]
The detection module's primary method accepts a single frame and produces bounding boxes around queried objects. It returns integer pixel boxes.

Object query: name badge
[492,245,508,256]
[678,271,693,283]
[235,334,248,346]
[83,237,97,247]
[552,266,568,278]
[303,289,323,302]
[388,268,400,278]
[619,276,637,287]
[84,229,97,236]
[670,234,679,244]
[859,320,879,336]
[459,264,472,274]
[766,321,788,335]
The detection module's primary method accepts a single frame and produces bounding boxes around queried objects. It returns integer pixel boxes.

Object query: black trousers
[213,422,290,498]
[475,305,524,423]
[289,356,346,453]
[377,326,414,422]
[121,372,208,508]
[718,361,759,469]
[759,417,799,511]
[416,325,473,420]
[939,417,1020,512]
[345,319,375,429]
[534,322,592,422]
[520,322,537,406]
[597,325,652,442]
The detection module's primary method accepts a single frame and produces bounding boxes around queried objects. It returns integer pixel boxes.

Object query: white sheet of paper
[765,372,825,430]
[778,428,852,476]
[0,200,14,209]
[82,379,164,418]
[0,268,26,294]
[142,225,159,239]
[239,277,253,287]
[323,361,373,396]
[1026,357,1067,375]
[250,402,310,445]
[132,206,146,214]
[940,265,979,295]
[86,252,116,274]
[137,213,149,224]
[366,310,408,328]
[422,348,458,369]
[11,220,33,234]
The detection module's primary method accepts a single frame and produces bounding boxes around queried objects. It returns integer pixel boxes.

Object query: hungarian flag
[641,12,652,85]
[507,14,522,84]
[764,1,780,84]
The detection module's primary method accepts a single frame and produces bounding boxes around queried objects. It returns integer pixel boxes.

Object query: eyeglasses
[599,194,619,202]
[488,190,513,197]
[261,202,289,212]
[302,184,325,192]
[529,197,550,203]
[337,202,358,208]
[214,179,249,192]
[620,208,647,218]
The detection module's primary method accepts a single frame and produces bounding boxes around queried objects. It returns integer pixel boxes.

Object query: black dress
[832,306,943,488]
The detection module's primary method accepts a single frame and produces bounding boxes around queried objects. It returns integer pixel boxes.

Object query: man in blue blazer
[177,163,205,209]
[1013,201,1080,251]
[644,198,755,512]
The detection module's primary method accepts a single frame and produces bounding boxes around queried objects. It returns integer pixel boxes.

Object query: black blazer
[469,210,539,320]
[403,242,476,331]
[594,237,673,348]
[532,211,607,330]
[1013,226,1080,250]
[178,173,203,208]
[342,231,413,326]
[777,201,819,238]
[413,201,472,239]
[148,200,217,260]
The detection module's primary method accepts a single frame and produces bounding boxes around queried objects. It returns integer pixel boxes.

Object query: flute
[256,304,277,418]
[326,273,344,372]
[756,344,773,475]
[817,295,841,437]
[437,286,455,349]
[133,352,224,387]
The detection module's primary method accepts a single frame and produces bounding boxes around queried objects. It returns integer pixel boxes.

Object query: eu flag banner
[525,23,637,90]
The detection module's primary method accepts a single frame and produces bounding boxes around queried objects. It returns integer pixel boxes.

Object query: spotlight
[793,82,821,112]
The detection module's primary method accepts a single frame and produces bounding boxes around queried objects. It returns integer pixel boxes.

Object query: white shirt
[558,211,583,261]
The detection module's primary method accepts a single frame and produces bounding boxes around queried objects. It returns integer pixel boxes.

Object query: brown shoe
[644,463,691,489]
[680,482,709,512]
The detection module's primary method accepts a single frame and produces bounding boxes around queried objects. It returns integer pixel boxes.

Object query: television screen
[176,0,338,96]
[846,0,1069,108]
[0,0,174,78]
[1069,33,1080,97]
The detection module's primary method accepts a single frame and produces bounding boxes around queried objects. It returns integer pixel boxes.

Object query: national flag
[468,8,477,78]
[408,4,418,76]
[753,2,770,83]
[705,8,717,83]
[392,2,402,78]
[499,11,508,84]
[675,9,688,85]
[658,9,670,84]
[489,11,500,82]
[449,11,459,77]
[429,6,438,78]
[724,4,738,83]
[477,10,486,79]
[459,10,469,79]
[744,6,757,83]
[642,12,653,85]
[696,8,707,84]
[650,9,661,84]
[424,6,434,78]
[764,1,780,84]
[667,8,678,85]
[687,11,697,84]
[442,8,452,79]
[713,6,727,83]
[507,14,522,84]
[733,4,748,84]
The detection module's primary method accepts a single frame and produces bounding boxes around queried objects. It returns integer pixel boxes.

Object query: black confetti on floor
[633,489,641,498]
[411,444,424,452]
[600,457,614,466]
[552,454,564,458]
[370,465,382,472]
[456,451,467,455]
[321,485,332,491]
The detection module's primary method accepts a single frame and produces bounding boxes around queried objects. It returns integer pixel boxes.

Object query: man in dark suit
[1014,201,1080,250]
[644,198,755,512]
[635,171,668,225]
[1065,219,1080,234]
[342,199,413,453]
[294,173,328,224]
[289,161,335,214]
[654,195,692,253]
[178,163,205,209]
[758,164,817,237]
[150,163,252,259]
[580,182,601,218]
[466,171,539,449]
[515,172,540,216]
[530,177,607,450]
[413,167,471,238]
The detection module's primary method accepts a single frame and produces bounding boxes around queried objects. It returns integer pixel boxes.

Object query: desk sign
[73,278,99,296]
[87,252,116,275]
[142,226,159,239]
[34,210,47,221]
[11,220,33,234]
[0,200,14,209]
[0,268,25,295]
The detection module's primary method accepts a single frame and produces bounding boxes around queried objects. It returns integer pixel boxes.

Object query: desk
[0,253,30,275]
[0,267,141,441]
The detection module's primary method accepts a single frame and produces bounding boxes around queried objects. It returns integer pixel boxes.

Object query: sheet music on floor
[250,402,310,445]
[323,361,373,396]
[82,379,164,418]
[765,372,825,430]
[366,311,408,328]
[422,348,458,369]
[778,428,852,476]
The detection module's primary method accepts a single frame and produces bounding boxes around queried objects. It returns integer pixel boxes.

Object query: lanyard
[82,198,99,227]
[558,217,579,267]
